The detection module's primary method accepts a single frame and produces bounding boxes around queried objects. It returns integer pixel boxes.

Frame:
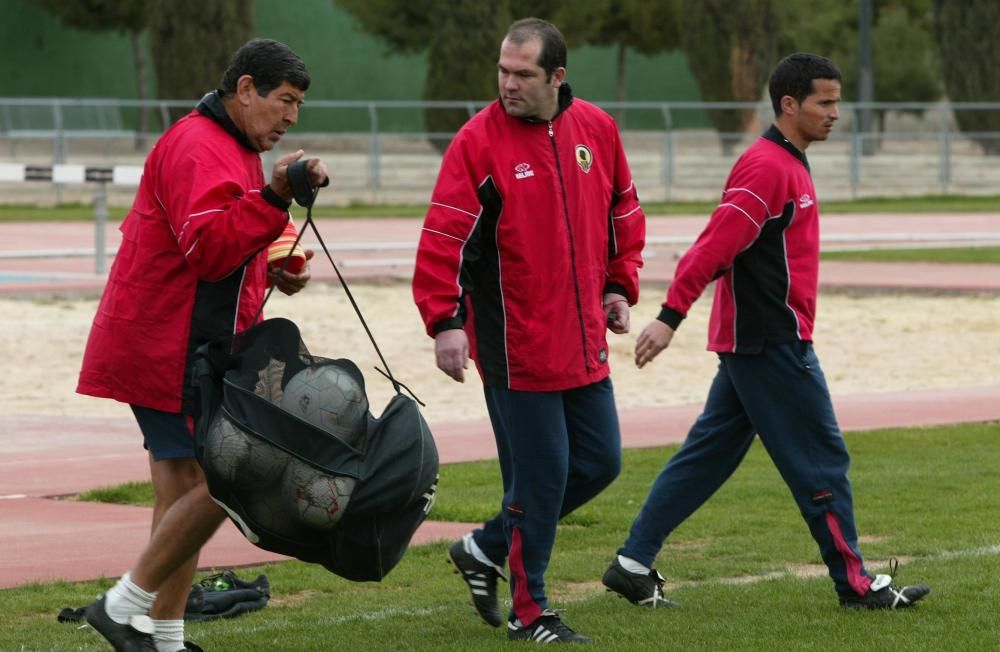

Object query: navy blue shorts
[130,405,196,461]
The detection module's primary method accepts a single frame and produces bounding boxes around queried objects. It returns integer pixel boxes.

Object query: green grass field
[1,194,999,222]
[821,247,1000,264]
[3,422,998,650]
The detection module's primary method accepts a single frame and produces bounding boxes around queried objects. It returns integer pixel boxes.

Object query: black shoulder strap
[250,177,423,406]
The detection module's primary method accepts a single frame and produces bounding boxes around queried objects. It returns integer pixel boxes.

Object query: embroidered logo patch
[575,145,593,173]
[514,162,535,180]
[799,193,814,208]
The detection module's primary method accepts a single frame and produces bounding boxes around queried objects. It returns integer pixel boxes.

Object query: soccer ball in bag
[279,364,368,446]
[202,414,251,486]
[280,461,357,530]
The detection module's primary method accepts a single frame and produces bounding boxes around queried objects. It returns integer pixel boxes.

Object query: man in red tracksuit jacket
[413,18,644,643]
[601,53,930,612]
[77,39,328,652]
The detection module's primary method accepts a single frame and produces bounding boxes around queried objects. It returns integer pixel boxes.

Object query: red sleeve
[159,148,288,282]
[412,133,484,337]
[662,156,780,324]
[605,127,645,305]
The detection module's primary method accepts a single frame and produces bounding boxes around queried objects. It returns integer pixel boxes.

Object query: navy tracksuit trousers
[620,341,874,597]
[471,377,622,625]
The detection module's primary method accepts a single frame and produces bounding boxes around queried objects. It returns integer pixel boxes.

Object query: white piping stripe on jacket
[724,186,771,214]
[431,200,479,219]
[717,202,762,232]
[612,205,641,220]
[422,227,465,242]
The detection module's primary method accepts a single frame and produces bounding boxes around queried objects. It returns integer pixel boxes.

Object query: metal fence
[1,97,999,203]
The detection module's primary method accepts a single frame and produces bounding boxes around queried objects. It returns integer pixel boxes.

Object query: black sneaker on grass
[602,557,678,608]
[839,559,930,609]
[448,533,507,627]
[507,610,591,644]
[84,594,157,652]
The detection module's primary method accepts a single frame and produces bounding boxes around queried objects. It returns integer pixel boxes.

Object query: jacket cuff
[432,317,464,335]
[602,282,630,303]
[657,306,685,330]
[261,185,291,211]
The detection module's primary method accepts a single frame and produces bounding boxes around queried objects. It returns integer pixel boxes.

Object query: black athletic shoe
[183,643,204,652]
[448,533,507,627]
[84,594,157,652]
[507,610,592,644]
[602,557,678,608]
[839,559,930,610]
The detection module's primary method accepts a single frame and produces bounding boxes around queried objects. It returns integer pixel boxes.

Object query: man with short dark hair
[601,52,930,611]
[413,17,645,644]
[77,38,328,651]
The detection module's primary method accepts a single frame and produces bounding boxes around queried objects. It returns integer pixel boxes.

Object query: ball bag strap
[251,160,423,406]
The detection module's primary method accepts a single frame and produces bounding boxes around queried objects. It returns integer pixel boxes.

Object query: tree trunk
[729,39,760,135]
[130,29,149,150]
[933,0,1000,154]
[151,0,254,122]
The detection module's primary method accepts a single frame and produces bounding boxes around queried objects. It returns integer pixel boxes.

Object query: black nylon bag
[194,317,438,581]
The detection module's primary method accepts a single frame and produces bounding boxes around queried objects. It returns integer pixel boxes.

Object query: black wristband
[657,306,685,330]
[261,185,291,210]
[432,317,465,334]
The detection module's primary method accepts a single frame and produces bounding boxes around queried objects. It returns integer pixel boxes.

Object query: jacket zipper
[548,120,591,375]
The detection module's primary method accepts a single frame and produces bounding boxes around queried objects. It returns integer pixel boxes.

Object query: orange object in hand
[267,220,307,275]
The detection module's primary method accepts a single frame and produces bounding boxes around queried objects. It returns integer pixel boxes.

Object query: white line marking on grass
[933,544,1000,559]
[320,606,446,625]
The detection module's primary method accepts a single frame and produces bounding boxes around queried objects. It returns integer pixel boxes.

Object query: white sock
[104,571,157,625]
[466,534,497,568]
[152,619,186,652]
[618,555,651,575]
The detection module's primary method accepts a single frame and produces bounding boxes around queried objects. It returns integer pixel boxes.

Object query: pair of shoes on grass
[448,534,590,644]
[602,555,929,611]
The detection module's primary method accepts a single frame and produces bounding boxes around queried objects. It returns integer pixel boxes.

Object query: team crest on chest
[575,145,593,173]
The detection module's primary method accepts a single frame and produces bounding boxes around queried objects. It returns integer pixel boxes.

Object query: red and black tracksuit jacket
[659,125,821,352]
[413,87,645,391]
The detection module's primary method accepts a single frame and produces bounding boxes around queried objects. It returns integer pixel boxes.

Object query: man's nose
[286,104,299,126]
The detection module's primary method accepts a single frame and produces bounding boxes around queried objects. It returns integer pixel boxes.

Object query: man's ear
[235,74,256,106]
[551,66,567,88]
[780,95,798,117]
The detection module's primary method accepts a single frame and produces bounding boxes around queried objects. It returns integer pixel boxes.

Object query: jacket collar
[504,81,575,124]
[195,90,257,152]
[763,123,810,172]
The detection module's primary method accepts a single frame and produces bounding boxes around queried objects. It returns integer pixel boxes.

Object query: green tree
[335,0,682,146]
[336,0,566,151]
[681,0,779,154]
[778,1,943,144]
[553,0,681,123]
[149,0,254,121]
[932,0,1000,154]
[422,1,511,151]
[31,0,151,145]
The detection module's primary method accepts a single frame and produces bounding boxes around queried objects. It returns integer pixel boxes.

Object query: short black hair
[220,38,310,97]
[505,17,567,80]
[768,53,841,116]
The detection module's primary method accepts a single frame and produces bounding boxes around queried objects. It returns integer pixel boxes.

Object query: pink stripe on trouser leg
[825,511,873,595]
[509,527,543,626]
